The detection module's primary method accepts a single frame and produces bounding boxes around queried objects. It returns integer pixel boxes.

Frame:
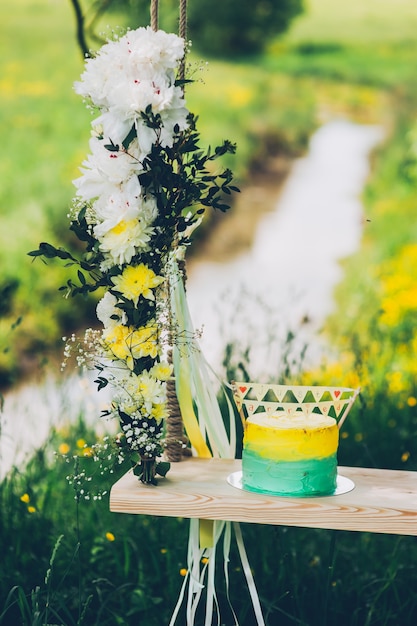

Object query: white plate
[227,471,355,497]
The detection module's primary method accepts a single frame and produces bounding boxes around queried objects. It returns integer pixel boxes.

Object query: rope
[148,0,188,462]
[150,0,158,31]
[165,352,192,461]
[179,0,187,81]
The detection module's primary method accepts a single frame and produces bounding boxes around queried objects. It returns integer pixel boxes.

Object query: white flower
[94,190,157,236]
[97,218,154,266]
[74,27,189,155]
[94,192,158,267]
[74,27,185,111]
[73,136,142,203]
[96,292,125,328]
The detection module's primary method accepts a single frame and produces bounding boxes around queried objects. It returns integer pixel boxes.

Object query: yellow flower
[151,362,173,381]
[27,506,36,514]
[407,396,417,407]
[111,264,164,305]
[58,443,70,455]
[386,371,406,395]
[76,438,87,449]
[103,323,159,369]
[83,447,94,457]
[151,403,169,422]
[160,548,168,554]
[201,557,209,565]
[20,493,30,503]
[179,568,188,577]
[401,451,410,462]
[105,532,115,542]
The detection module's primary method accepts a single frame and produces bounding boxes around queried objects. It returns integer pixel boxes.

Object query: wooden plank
[110,458,417,536]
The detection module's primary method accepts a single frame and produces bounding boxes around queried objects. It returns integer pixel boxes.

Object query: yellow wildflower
[111,264,164,305]
[179,568,188,577]
[386,371,406,395]
[201,557,209,565]
[76,438,87,449]
[58,443,70,455]
[401,451,410,462]
[407,396,417,407]
[105,532,115,542]
[20,493,30,503]
[27,506,36,514]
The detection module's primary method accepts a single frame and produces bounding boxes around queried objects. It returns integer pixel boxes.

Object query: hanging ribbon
[168,256,266,625]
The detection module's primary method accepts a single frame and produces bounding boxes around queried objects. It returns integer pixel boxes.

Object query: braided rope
[179,0,187,81]
[165,260,191,461]
[148,1,189,461]
[150,0,158,31]
[165,1,190,461]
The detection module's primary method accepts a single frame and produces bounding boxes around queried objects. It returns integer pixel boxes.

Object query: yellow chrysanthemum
[111,263,164,305]
[103,323,159,369]
[20,493,30,503]
[151,362,173,381]
[27,506,36,514]
[151,403,168,422]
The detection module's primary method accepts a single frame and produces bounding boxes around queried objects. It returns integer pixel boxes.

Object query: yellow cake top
[244,412,338,461]
[246,411,336,429]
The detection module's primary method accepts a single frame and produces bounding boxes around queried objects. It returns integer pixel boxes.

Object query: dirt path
[187,155,293,266]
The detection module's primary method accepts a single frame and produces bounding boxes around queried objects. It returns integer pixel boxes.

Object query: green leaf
[156,461,170,477]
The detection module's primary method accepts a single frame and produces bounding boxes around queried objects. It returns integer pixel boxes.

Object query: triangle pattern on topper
[261,388,280,403]
[272,386,287,403]
[243,400,260,417]
[253,384,267,402]
[312,388,325,402]
[293,387,307,403]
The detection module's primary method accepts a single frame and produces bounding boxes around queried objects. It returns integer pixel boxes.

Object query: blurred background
[1,1,417,624]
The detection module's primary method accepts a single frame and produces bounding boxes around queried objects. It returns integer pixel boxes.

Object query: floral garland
[30,26,237,483]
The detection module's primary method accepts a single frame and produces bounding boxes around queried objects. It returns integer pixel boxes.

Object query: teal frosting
[242,449,337,497]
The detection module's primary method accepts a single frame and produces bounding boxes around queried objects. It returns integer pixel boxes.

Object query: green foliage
[187,0,304,57]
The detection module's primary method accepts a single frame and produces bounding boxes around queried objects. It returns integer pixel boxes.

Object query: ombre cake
[242,412,339,496]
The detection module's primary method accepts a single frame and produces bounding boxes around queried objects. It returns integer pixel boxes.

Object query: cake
[242,412,339,496]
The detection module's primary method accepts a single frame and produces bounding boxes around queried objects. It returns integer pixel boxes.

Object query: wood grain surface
[110,458,417,536]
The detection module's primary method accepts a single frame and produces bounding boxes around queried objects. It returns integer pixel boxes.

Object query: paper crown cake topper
[232,382,360,429]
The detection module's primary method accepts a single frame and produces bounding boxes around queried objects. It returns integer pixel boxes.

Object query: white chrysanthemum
[74,27,185,110]
[96,291,125,328]
[73,136,142,202]
[94,189,157,235]
[97,218,154,265]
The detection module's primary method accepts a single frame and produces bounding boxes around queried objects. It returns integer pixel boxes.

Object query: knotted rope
[150,0,189,461]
